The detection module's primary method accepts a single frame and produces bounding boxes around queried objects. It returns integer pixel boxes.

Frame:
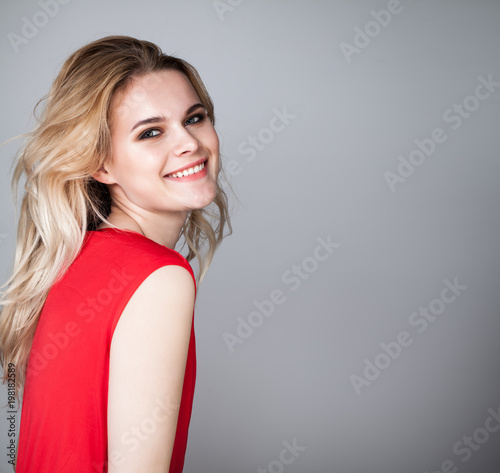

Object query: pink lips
[165,158,207,177]
[163,158,208,182]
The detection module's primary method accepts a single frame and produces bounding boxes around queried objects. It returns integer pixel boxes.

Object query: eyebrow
[129,103,206,133]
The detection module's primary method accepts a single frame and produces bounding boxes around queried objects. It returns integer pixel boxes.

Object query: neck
[97,205,189,249]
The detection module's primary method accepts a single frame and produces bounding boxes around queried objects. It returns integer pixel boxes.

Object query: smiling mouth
[165,160,207,178]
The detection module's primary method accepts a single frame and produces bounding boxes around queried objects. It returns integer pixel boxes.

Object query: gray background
[1,0,499,472]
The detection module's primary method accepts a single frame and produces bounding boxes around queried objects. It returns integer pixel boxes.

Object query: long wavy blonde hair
[0,35,231,396]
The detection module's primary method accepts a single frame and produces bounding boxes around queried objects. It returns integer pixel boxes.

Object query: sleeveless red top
[16,228,196,472]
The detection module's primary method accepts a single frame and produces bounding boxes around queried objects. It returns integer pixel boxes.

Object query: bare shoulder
[107,264,195,473]
[129,263,195,308]
[114,264,195,336]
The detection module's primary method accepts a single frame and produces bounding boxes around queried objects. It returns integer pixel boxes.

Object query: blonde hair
[0,35,231,397]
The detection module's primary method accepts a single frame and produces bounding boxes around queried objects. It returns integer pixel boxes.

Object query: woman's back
[15,228,197,473]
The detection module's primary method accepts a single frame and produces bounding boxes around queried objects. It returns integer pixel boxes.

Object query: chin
[188,187,217,210]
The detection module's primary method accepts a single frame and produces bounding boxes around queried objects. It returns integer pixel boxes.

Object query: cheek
[203,125,219,151]
[206,131,220,168]
[110,142,157,177]
[213,132,220,151]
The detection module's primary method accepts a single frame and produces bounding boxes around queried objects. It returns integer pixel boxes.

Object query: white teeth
[167,161,205,178]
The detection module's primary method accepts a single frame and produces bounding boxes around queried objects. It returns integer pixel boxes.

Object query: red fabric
[16,228,196,473]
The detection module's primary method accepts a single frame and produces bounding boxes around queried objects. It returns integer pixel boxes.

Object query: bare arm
[107,265,195,473]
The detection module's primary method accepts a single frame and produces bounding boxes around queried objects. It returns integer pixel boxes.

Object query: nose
[171,124,199,157]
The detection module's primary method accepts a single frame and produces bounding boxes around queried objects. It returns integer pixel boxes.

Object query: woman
[0,35,231,472]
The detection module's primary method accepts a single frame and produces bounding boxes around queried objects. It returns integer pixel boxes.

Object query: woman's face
[102,69,219,218]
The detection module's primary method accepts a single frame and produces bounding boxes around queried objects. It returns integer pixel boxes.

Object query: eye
[139,128,161,140]
[185,113,206,126]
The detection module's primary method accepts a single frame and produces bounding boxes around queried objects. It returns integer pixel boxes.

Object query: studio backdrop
[0,1,499,472]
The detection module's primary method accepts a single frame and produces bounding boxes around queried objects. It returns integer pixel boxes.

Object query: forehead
[110,70,200,126]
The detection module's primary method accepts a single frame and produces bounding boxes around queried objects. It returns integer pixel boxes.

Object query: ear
[92,165,117,185]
